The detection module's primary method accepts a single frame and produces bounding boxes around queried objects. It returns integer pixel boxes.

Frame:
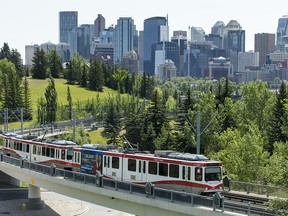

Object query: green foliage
[213,124,269,183]
[59,125,91,146]
[31,48,48,79]
[46,49,63,78]
[89,60,104,91]
[265,141,288,187]
[267,81,288,154]
[44,77,58,123]
[266,198,288,215]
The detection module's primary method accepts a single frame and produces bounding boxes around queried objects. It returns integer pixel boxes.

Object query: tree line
[1,43,288,189]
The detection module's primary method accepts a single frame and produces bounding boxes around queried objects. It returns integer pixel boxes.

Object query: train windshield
[205,167,222,181]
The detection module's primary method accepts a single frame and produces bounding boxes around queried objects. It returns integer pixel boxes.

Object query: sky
[1,0,287,61]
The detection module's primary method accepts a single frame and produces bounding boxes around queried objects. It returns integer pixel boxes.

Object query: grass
[88,128,108,144]
[28,78,118,110]
[5,78,121,143]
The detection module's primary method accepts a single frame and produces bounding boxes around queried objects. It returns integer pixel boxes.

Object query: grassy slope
[10,78,118,144]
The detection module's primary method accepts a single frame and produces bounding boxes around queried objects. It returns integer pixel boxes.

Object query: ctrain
[0,133,223,195]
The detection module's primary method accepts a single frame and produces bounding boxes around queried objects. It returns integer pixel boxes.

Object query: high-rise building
[59,11,78,43]
[113,17,136,64]
[254,33,275,67]
[211,21,225,37]
[171,31,187,76]
[143,16,167,75]
[276,15,288,52]
[68,24,94,59]
[238,51,259,71]
[223,20,245,54]
[152,41,179,77]
[190,27,205,42]
[25,44,39,67]
[94,14,105,38]
[138,31,144,72]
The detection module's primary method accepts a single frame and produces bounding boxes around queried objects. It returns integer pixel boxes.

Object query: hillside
[28,78,118,110]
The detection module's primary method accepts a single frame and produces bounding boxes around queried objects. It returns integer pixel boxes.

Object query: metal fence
[1,154,286,215]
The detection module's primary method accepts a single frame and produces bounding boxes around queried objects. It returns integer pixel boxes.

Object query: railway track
[222,191,271,204]
[221,191,281,215]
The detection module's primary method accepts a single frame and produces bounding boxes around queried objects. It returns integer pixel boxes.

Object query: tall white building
[238,51,259,71]
[25,44,39,67]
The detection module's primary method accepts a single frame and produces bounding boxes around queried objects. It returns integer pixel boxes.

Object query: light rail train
[0,133,223,194]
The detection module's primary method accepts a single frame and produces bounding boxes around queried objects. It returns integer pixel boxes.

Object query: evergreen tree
[67,86,72,119]
[140,117,156,152]
[45,76,58,123]
[22,76,33,119]
[112,67,129,93]
[31,48,47,79]
[147,87,167,136]
[104,96,121,143]
[267,81,287,154]
[0,43,24,78]
[89,60,104,91]
[47,49,63,78]
[80,63,88,87]
[125,112,144,148]
[140,72,147,98]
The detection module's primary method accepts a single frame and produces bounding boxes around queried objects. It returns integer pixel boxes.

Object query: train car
[80,146,223,195]
[0,134,223,195]
[0,133,81,171]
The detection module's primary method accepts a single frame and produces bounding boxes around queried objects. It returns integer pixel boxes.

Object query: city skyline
[1,0,287,60]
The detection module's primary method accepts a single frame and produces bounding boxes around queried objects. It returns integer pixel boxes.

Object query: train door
[102,155,110,176]
[137,160,146,182]
[182,165,191,181]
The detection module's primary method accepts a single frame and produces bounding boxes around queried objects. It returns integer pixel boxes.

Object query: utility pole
[183,111,216,155]
[72,110,76,143]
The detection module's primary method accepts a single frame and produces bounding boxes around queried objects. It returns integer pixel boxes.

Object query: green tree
[45,76,58,123]
[67,86,72,119]
[112,67,129,93]
[147,87,167,136]
[267,81,287,154]
[22,76,33,119]
[31,48,47,79]
[213,124,269,183]
[104,96,121,144]
[89,60,104,91]
[60,125,91,146]
[265,141,288,187]
[47,49,63,78]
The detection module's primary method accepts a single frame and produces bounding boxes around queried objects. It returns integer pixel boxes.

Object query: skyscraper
[143,16,167,75]
[223,20,245,54]
[113,17,136,64]
[276,15,288,52]
[69,24,94,59]
[254,33,275,67]
[59,11,78,43]
[94,14,105,38]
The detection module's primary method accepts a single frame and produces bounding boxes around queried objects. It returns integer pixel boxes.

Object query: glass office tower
[59,11,78,43]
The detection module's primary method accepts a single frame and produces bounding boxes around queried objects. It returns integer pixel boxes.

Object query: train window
[42,147,46,156]
[26,144,30,153]
[67,149,73,160]
[61,150,65,160]
[46,148,50,157]
[37,146,41,155]
[148,162,157,175]
[138,161,141,173]
[159,163,168,176]
[205,167,222,181]
[169,164,179,178]
[19,143,22,151]
[51,148,55,158]
[112,157,119,169]
[33,145,36,154]
[143,161,146,173]
[188,167,191,181]
[128,159,136,172]
[195,167,203,181]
